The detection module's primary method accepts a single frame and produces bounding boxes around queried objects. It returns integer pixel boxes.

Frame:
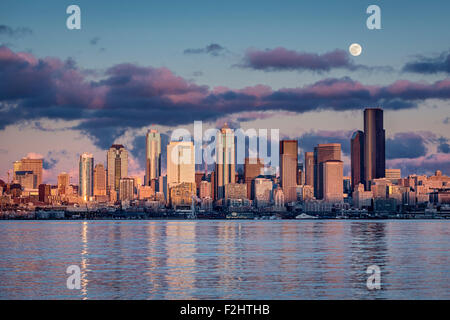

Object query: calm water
[0,220,449,300]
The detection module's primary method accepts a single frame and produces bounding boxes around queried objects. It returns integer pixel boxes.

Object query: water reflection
[0,220,448,299]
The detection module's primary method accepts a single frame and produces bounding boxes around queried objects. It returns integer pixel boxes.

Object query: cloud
[25,152,43,159]
[386,132,428,159]
[403,50,450,74]
[444,117,450,124]
[183,43,226,56]
[240,48,356,72]
[437,137,450,153]
[387,154,450,176]
[297,130,354,155]
[89,37,100,45]
[0,25,33,39]
[1,45,450,152]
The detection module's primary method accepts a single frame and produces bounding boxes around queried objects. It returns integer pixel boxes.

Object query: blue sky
[0,0,449,183]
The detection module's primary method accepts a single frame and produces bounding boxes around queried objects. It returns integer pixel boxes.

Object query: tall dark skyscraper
[351,130,365,191]
[314,143,341,199]
[364,108,385,189]
[280,140,298,203]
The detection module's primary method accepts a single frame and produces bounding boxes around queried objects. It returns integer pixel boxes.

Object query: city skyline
[0,1,449,185]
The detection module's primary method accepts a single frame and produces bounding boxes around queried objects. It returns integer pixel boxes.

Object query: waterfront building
[364,108,386,189]
[199,180,211,199]
[93,164,107,196]
[254,177,273,208]
[371,178,392,199]
[38,184,51,204]
[224,183,247,201]
[13,157,43,189]
[107,144,128,192]
[145,129,161,185]
[320,160,344,203]
[79,153,94,201]
[351,130,365,191]
[138,185,154,200]
[296,184,314,202]
[314,143,341,199]
[280,140,298,203]
[274,187,285,208]
[215,124,236,200]
[170,182,195,209]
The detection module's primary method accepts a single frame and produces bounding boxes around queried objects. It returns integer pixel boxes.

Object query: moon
[349,43,362,56]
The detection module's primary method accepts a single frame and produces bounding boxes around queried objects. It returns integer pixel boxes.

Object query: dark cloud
[386,132,428,159]
[403,51,450,74]
[89,37,100,45]
[240,48,355,72]
[43,150,67,170]
[437,137,450,153]
[0,25,32,38]
[184,43,226,56]
[238,47,394,73]
[444,117,449,124]
[1,45,450,152]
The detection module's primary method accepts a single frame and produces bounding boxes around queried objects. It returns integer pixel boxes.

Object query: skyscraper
[145,129,161,185]
[79,153,94,201]
[57,172,70,195]
[107,144,128,192]
[351,130,365,191]
[94,163,107,196]
[314,143,341,199]
[320,160,344,203]
[119,177,135,201]
[280,140,298,203]
[13,157,43,188]
[364,108,385,189]
[166,141,195,188]
[244,157,264,200]
[304,152,314,187]
[215,124,235,200]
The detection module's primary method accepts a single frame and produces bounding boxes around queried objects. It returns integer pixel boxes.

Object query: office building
[364,108,386,188]
[244,157,264,200]
[167,141,195,188]
[304,152,314,187]
[145,129,161,185]
[215,124,236,199]
[79,153,94,201]
[107,144,128,192]
[93,164,107,196]
[320,160,344,203]
[119,177,135,201]
[314,143,341,199]
[280,140,298,203]
[351,130,365,191]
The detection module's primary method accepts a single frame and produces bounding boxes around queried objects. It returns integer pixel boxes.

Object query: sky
[0,0,449,184]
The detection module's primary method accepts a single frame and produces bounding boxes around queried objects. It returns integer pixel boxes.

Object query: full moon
[349,43,362,56]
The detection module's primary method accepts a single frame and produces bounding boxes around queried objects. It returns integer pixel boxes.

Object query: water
[0,220,448,300]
